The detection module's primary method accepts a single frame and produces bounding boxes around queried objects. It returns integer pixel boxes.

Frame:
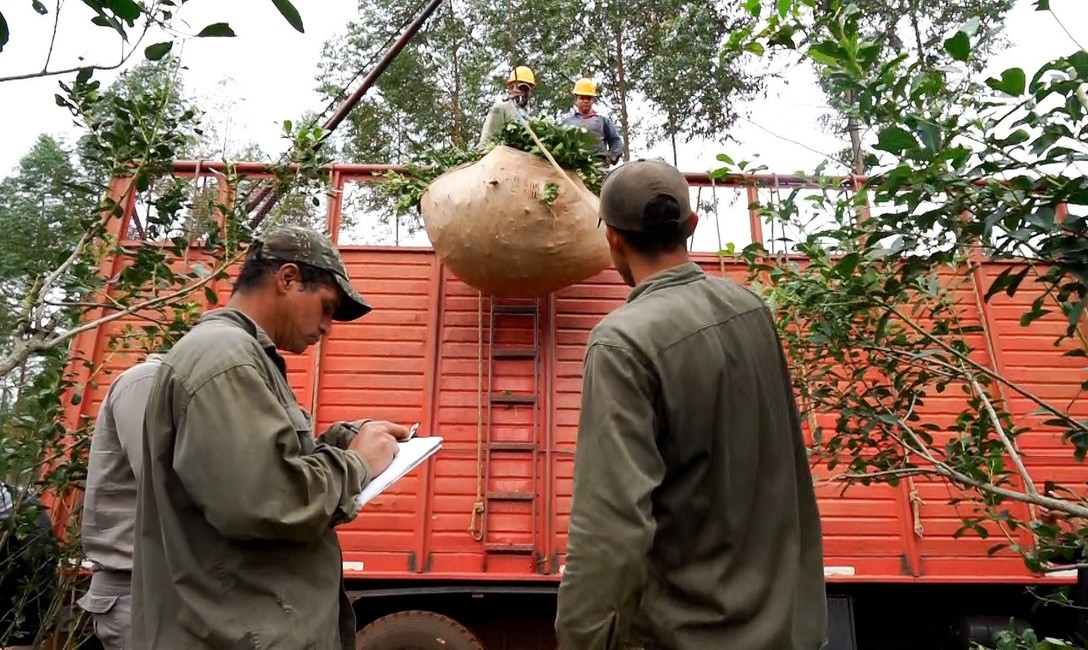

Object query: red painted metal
[60,165,1088,591]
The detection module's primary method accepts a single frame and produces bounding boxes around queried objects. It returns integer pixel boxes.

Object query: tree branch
[0,20,151,84]
[43,0,65,72]
[889,305,1088,436]
[45,250,242,347]
[0,249,243,379]
[969,375,1040,499]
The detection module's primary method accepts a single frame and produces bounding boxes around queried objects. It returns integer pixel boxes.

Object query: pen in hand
[343,420,420,441]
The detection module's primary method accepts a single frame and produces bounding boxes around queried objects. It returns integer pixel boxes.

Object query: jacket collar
[626,262,705,304]
[196,308,287,376]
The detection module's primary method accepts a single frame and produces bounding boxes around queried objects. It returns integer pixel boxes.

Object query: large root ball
[419,145,612,297]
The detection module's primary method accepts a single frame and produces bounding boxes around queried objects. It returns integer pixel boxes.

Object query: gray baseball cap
[598,159,693,232]
[251,225,372,321]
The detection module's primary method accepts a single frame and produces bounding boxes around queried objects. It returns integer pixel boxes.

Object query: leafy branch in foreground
[714,0,1088,612]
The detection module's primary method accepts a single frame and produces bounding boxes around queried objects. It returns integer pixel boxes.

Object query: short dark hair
[611,194,691,255]
[232,255,338,296]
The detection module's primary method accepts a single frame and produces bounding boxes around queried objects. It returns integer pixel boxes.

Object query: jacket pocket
[77,592,118,615]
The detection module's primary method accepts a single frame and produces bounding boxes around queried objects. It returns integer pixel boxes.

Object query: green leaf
[1034,0,1049,8]
[0,11,8,52]
[103,0,142,22]
[144,41,172,60]
[196,22,236,37]
[915,122,940,154]
[743,0,761,17]
[1067,298,1086,330]
[808,41,845,66]
[943,31,970,62]
[776,0,790,18]
[32,0,48,15]
[987,67,1026,96]
[875,126,917,154]
[270,0,304,33]
[984,266,1029,301]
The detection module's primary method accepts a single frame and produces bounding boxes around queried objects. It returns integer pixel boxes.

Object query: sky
[0,0,1084,251]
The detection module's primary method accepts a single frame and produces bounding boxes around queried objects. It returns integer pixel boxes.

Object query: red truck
[61,162,1087,649]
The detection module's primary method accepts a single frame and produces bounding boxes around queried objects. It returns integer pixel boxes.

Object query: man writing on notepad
[132,225,411,650]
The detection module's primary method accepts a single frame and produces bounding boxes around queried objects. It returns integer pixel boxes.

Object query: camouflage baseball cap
[252,225,371,321]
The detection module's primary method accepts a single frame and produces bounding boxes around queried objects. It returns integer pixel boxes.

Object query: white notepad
[354,436,443,508]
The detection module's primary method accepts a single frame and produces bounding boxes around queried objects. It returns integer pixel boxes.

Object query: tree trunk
[451,35,463,146]
[615,21,631,162]
[669,114,678,166]
[846,89,865,176]
[909,1,925,62]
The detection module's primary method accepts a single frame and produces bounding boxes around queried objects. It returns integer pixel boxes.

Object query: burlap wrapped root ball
[419,145,612,297]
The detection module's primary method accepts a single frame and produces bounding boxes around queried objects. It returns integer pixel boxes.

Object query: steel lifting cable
[689,186,702,252]
[469,290,485,541]
[709,179,725,275]
[767,173,780,255]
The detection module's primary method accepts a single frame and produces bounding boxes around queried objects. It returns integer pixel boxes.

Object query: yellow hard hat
[572,77,597,96]
[508,66,536,86]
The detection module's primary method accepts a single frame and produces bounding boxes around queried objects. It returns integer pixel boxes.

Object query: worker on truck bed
[476,65,535,149]
[131,225,412,650]
[559,77,624,168]
[77,352,164,649]
[555,159,828,649]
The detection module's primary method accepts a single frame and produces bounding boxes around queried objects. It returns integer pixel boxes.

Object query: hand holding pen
[344,420,414,475]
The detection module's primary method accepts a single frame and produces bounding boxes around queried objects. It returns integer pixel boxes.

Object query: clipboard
[354,436,442,508]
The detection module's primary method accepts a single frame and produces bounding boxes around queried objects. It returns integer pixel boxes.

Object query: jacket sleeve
[476,101,504,149]
[172,363,370,542]
[555,341,664,649]
[603,117,624,160]
[317,421,358,450]
[108,369,159,481]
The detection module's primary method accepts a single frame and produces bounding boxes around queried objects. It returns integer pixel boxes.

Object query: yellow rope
[469,290,485,541]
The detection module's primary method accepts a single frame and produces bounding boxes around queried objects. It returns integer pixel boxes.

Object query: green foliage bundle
[379,118,604,216]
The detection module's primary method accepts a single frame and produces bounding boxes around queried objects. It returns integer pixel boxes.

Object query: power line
[737,115,851,168]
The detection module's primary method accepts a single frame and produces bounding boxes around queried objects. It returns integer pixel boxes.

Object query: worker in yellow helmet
[560,77,624,167]
[476,65,536,149]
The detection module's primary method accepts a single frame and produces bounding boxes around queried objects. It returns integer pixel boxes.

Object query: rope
[469,290,485,541]
[520,121,598,212]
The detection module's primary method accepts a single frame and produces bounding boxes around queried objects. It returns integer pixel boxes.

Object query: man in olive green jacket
[132,226,410,649]
[555,160,828,649]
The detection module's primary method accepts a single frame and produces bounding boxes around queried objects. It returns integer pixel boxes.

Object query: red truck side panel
[64,246,1087,588]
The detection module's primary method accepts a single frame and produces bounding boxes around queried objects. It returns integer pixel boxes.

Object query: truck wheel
[355,610,484,650]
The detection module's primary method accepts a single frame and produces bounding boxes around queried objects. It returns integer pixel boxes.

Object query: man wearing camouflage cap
[132,225,411,649]
[555,160,828,649]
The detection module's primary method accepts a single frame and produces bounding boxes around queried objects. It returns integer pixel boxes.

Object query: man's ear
[274,263,302,294]
[604,226,624,254]
[684,211,700,238]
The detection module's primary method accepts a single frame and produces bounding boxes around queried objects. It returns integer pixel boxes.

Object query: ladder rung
[492,347,537,359]
[487,491,535,501]
[484,543,535,554]
[492,304,538,315]
[490,393,536,405]
[489,441,536,452]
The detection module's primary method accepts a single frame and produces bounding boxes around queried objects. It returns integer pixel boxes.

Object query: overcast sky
[0,0,1084,249]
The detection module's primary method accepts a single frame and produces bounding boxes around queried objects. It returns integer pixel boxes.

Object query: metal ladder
[481,296,542,558]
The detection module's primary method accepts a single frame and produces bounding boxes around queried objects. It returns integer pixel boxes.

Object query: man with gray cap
[555,160,828,649]
[132,225,410,649]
